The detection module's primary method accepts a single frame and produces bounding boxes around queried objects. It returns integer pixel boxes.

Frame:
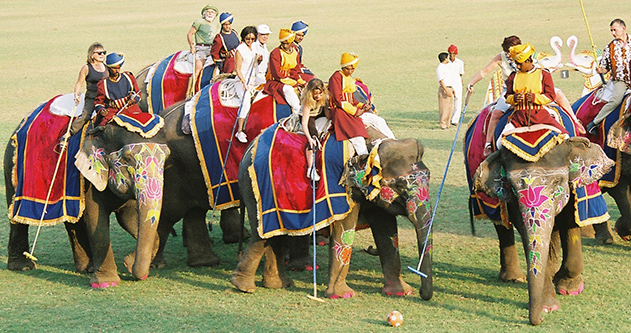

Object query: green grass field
[2,0,631,331]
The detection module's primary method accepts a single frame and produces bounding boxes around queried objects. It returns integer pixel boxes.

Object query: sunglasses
[94,51,107,55]
[244,37,256,41]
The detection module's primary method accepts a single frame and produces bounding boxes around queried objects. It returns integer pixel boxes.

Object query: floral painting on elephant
[189,81,292,210]
[247,123,354,238]
[9,95,87,225]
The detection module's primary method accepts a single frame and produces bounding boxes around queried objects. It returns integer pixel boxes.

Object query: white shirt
[436,62,451,86]
[447,58,464,89]
[236,43,258,85]
[253,40,269,85]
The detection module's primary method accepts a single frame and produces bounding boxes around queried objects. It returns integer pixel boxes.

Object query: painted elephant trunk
[404,169,433,300]
[128,143,169,280]
[524,225,553,326]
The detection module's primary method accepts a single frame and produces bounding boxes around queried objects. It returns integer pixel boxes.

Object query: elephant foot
[75,262,94,274]
[286,255,313,272]
[382,279,414,297]
[593,221,614,245]
[151,253,167,269]
[223,228,251,244]
[326,283,356,299]
[614,218,631,241]
[123,252,136,274]
[262,274,294,289]
[231,272,257,293]
[187,251,221,267]
[89,274,121,289]
[316,234,329,246]
[498,267,526,283]
[7,254,37,271]
[555,272,584,296]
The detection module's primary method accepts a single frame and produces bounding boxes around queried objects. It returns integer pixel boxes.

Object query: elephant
[232,134,434,300]
[474,136,613,325]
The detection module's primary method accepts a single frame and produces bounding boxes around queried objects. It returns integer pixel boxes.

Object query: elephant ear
[567,137,615,188]
[75,140,109,192]
[473,150,511,201]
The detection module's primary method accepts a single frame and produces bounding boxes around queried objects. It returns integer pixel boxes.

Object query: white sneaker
[307,168,321,181]
[235,131,247,143]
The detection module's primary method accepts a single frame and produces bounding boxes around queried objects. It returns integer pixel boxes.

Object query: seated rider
[504,44,567,134]
[291,20,313,76]
[263,28,306,115]
[187,5,219,82]
[328,52,372,157]
[94,53,143,127]
[234,26,262,143]
[300,78,329,181]
[211,12,240,74]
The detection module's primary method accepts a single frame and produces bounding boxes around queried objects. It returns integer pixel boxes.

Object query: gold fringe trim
[571,185,610,227]
[501,133,567,162]
[113,115,165,138]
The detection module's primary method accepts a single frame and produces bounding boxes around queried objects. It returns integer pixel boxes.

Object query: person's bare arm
[467,53,502,92]
[187,26,197,54]
[73,64,89,104]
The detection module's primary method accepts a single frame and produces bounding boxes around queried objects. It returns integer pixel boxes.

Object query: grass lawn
[1,0,631,331]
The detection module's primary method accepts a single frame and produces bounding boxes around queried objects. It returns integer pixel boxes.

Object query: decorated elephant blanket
[573,89,631,187]
[146,51,192,114]
[248,123,354,238]
[9,95,86,225]
[190,81,292,209]
[465,103,608,227]
[112,113,164,138]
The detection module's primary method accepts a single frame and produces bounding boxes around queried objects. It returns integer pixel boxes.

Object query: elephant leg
[7,223,36,271]
[543,228,560,313]
[154,220,173,269]
[64,221,93,273]
[184,208,220,267]
[221,207,250,244]
[286,235,312,271]
[84,188,120,288]
[364,206,413,297]
[325,205,359,299]
[113,203,142,274]
[232,233,267,293]
[554,224,585,296]
[262,236,294,289]
[494,224,526,283]
[608,183,631,241]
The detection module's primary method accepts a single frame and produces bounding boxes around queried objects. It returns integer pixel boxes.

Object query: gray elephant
[474,136,613,325]
[232,129,434,299]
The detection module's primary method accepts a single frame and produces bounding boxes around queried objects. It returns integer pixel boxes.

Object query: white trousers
[450,86,463,123]
[282,85,301,114]
[235,83,253,119]
[348,136,368,156]
[360,112,396,139]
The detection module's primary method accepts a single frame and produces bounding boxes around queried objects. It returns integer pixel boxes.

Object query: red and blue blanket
[248,124,354,238]
[573,89,631,187]
[190,81,292,209]
[147,51,191,114]
[112,113,164,138]
[9,96,85,225]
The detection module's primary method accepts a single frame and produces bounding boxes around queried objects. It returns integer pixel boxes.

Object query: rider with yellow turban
[505,43,567,133]
[328,52,371,156]
[263,28,312,114]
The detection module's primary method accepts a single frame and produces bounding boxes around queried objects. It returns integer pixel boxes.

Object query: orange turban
[509,43,535,63]
[279,29,295,43]
[340,52,359,68]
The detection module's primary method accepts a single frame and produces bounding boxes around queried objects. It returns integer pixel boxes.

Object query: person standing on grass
[586,18,631,134]
[436,52,454,130]
[447,44,464,125]
[187,4,219,81]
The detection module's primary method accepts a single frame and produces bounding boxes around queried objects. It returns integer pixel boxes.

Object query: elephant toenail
[91,283,99,289]
[329,294,340,299]
[139,275,148,280]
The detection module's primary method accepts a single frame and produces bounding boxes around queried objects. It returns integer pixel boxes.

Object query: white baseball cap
[257,24,272,34]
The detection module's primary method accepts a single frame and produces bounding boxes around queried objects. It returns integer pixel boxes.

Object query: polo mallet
[24,101,79,261]
[306,137,325,303]
[208,55,258,224]
[115,90,140,116]
[408,91,472,277]
[579,0,606,85]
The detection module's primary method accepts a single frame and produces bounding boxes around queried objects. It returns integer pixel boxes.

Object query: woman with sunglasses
[234,26,261,143]
[69,42,108,135]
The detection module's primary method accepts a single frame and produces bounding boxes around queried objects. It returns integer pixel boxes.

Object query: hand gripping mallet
[408,90,472,277]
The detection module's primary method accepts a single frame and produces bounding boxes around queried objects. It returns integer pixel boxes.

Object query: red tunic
[263,47,308,104]
[328,70,368,140]
[94,71,143,126]
[505,69,567,133]
[211,30,239,74]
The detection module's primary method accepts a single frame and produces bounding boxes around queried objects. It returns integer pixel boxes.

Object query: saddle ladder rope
[208,53,258,224]
[409,91,472,277]
[24,102,79,261]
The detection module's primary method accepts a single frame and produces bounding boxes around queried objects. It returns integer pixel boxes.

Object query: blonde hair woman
[300,78,328,181]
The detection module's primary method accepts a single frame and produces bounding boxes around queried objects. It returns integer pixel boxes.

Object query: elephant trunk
[129,143,169,280]
[404,170,433,300]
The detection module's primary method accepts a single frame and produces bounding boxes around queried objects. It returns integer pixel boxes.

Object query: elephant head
[75,125,170,280]
[474,137,613,324]
[347,138,434,299]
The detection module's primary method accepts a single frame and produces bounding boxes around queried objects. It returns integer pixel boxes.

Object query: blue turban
[219,12,233,24]
[291,20,308,34]
[105,53,125,67]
